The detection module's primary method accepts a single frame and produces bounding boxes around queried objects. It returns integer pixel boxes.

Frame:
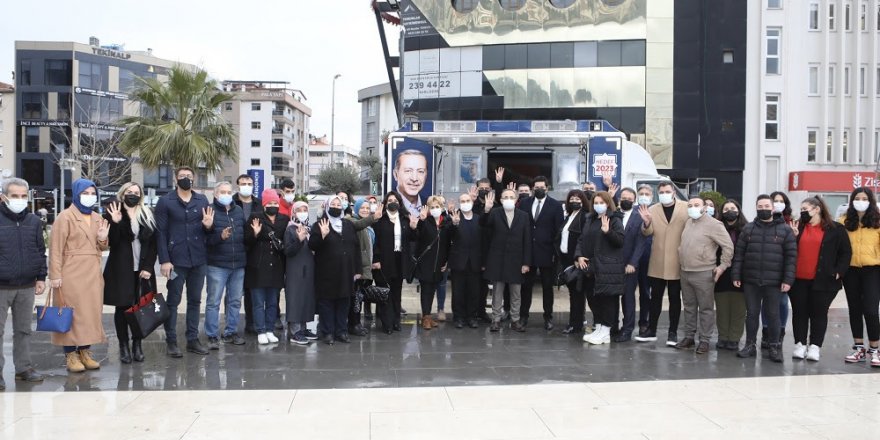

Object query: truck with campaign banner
[384,120,679,205]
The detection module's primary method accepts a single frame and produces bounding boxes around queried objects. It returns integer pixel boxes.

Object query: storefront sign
[91,47,132,60]
[788,171,880,192]
[75,87,127,100]
[19,120,70,127]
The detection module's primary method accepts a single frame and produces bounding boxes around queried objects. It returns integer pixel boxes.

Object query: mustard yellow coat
[839,217,880,267]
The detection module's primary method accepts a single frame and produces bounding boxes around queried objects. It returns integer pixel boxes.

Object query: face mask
[295,212,309,223]
[722,211,739,222]
[799,210,812,223]
[619,200,633,211]
[757,209,773,221]
[265,206,279,216]
[687,207,703,220]
[534,188,546,199]
[177,177,193,191]
[853,200,870,212]
[430,208,442,218]
[123,194,141,208]
[328,207,343,218]
[519,193,529,200]
[772,202,786,213]
[569,202,582,211]
[478,189,489,198]
[217,194,233,206]
[658,193,673,205]
[387,202,399,212]
[341,200,349,210]
[284,194,296,204]
[6,199,28,214]
[593,204,607,215]
[80,194,97,208]
[707,207,715,217]
[238,185,253,197]
[501,199,516,211]
[369,203,378,213]
[460,202,473,213]
[638,195,652,206]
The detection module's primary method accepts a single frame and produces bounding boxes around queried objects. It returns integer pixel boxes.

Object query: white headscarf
[326,195,344,234]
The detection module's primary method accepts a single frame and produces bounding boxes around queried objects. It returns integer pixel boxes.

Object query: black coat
[309,219,362,300]
[244,212,290,289]
[233,193,263,219]
[575,212,625,296]
[715,226,743,292]
[518,196,565,267]
[0,204,47,288]
[102,210,158,307]
[556,210,587,266]
[372,214,414,281]
[448,213,484,272]
[731,218,798,287]
[412,215,451,283]
[796,222,852,291]
[480,207,532,284]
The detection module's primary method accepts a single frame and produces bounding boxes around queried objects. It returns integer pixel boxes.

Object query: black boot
[779,328,786,348]
[119,341,132,364]
[768,343,783,363]
[760,327,769,350]
[132,339,144,362]
[737,342,757,358]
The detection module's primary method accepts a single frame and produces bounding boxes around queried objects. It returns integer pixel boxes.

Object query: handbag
[35,288,74,333]
[557,264,592,287]
[124,279,171,339]
[361,285,390,304]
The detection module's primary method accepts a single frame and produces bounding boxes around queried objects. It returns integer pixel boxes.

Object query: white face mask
[6,199,28,214]
[593,204,607,215]
[80,194,97,208]
[658,193,674,205]
[501,199,516,211]
[773,202,786,213]
[459,202,473,213]
[638,195,652,206]
[687,207,704,220]
[853,200,871,212]
[238,185,253,197]
[430,208,442,218]
[706,207,715,217]
[295,212,309,223]
[369,203,378,213]
[284,194,295,204]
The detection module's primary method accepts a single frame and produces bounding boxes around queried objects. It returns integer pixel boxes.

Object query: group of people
[1,167,880,385]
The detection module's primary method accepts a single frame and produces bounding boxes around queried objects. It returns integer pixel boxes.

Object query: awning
[397,132,594,146]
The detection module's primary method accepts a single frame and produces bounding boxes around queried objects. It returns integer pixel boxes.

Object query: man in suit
[612,188,650,342]
[518,176,564,330]
[635,181,689,346]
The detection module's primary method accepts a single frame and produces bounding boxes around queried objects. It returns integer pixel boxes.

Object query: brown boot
[422,315,434,330]
[66,352,85,373]
[78,349,101,370]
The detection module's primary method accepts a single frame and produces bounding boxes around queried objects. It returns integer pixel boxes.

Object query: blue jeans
[762,293,790,330]
[164,264,206,342]
[205,266,245,338]
[436,270,449,311]
[251,287,280,334]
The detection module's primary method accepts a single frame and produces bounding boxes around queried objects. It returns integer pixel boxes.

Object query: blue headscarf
[72,178,97,215]
[353,198,376,245]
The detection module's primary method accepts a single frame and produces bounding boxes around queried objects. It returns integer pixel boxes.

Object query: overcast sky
[0,0,401,148]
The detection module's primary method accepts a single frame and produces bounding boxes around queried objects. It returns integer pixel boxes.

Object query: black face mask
[387,202,399,212]
[756,209,773,221]
[619,200,633,211]
[800,210,813,223]
[123,194,141,208]
[568,202,582,211]
[519,193,529,200]
[265,206,279,216]
[478,189,489,199]
[177,177,193,191]
[534,188,546,199]
[722,211,739,222]
[328,207,343,218]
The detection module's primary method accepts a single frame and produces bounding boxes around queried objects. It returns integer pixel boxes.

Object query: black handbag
[124,279,170,339]
[557,264,592,286]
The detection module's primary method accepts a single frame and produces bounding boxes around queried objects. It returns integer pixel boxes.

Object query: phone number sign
[403,73,461,100]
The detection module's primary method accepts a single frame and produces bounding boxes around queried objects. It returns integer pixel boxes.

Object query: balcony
[272,127,283,135]
[272,109,284,116]
[271,147,294,161]
[271,163,294,177]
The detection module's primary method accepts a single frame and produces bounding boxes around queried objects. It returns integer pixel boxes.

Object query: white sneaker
[792,342,806,359]
[266,332,279,344]
[583,324,600,343]
[594,325,611,345]
[806,344,821,361]
[257,333,269,345]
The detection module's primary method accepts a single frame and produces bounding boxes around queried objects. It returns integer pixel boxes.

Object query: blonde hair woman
[410,195,452,330]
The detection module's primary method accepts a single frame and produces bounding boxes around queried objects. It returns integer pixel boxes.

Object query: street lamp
[330,73,341,168]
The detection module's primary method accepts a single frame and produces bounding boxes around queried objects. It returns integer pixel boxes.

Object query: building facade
[13,39,198,195]
[218,81,311,193]
[358,81,399,155]
[744,0,880,214]
[307,135,360,191]
[0,82,14,181]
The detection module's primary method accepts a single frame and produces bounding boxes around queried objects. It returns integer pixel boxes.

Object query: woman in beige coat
[49,178,110,373]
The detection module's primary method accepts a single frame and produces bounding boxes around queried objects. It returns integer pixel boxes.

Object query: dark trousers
[842,265,880,342]
[243,288,253,330]
[648,277,681,334]
[452,269,481,322]
[614,273,639,334]
[318,297,350,337]
[591,294,619,327]
[744,283,782,344]
[637,254,652,326]
[349,279,371,329]
[164,264,206,342]
[522,265,555,321]
[420,281,437,316]
[790,279,837,347]
[114,307,139,344]
[376,275,403,331]
[569,277,593,329]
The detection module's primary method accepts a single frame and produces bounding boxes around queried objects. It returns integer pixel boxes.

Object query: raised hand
[638,204,652,226]
[202,206,215,228]
[484,191,496,210]
[495,166,505,183]
[608,182,620,196]
[409,213,419,229]
[374,203,384,219]
[507,182,516,191]
[106,201,123,224]
[251,217,262,236]
[447,201,456,214]
[296,223,309,241]
[318,218,330,238]
[468,185,478,200]
[789,220,799,237]
[97,218,110,241]
[419,206,429,221]
[451,208,461,225]
[600,215,610,233]
[602,171,613,188]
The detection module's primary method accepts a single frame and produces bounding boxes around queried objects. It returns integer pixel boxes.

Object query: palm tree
[118,65,237,171]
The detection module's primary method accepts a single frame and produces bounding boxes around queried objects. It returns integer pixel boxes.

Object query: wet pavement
[3,308,876,392]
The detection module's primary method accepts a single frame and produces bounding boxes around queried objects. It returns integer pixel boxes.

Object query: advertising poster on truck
[588,135,623,190]
[388,138,434,215]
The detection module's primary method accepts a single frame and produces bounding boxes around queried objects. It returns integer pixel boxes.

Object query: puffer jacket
[575,211,625,296]
[206,201,247,269]
[731,217,797,287]
[0,204,47,288]
[839,216,880,267]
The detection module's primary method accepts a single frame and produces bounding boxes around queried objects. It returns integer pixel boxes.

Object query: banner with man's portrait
[388,138,434,216]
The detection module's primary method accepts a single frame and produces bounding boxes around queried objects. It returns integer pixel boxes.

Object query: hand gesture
[495,167,505,183]
[251,217,263,236]
[577,257,589,270]
[221,226,233,241]
[507,182,516,191]
[602,172,613,188]
[789,220,799,237]
[419,206,428,221]
[318,218,330,238]
[600,215,610,233]
[468,185,478,200]
[733,280,741,288]
[296,223,309,242]
[374,203,384,219]
[106,201,123,224]
[625,264,636,275]
[409,213,419,229]
[447,201,456,214]
[712,266,724,282]
[202,206,215,228]
[484,191,496,210]
[97,218,110,241]
[638,204,652,226]
[451,208,461,225]
[608,182,620,196]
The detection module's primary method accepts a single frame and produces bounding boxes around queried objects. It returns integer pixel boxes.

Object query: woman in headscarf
[349,198,381,336]
[49,178,110,372]
[102,182,157,364]
[309,196,362,345]
[284,200,317,345]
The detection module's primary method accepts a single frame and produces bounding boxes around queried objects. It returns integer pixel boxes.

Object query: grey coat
[283,221,315,323]
[356,225,374,280]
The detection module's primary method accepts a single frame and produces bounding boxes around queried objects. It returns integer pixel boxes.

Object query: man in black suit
[518,176,564,330]
[613,187,650,342]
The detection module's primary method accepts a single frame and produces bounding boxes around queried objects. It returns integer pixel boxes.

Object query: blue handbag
[35,288,74,333]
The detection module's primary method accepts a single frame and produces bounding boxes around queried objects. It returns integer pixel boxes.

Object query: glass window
[765,28,781,74]
[505,44,527,69]
[845,2,851,30]
[24,127,40,153]
[877,67,880,96]
[808,65,819,95]
[368,97,378,116]
[499,0,526,11]
[251,121,261,129]
[57,92,71,120]
[826,130,834,162]
[44,59,72,86]
[573,42,597,67]
[845,65,851,95]
[858,130,865,163]
[251,158,261,166]
[828,64,836,95]
[482,45,505,70]
[19,59,31,86]
[78,61,104,89]
[807,129,817,163]
[527,43,551,69]
[366,122,377,141]
[108,99,122,121]
[764,94,780,141]
[861,2,867,30]
[550,42,574,68]
[451,0,477,13]
[767,0,781,8]
[22,92,45,119]
[843,130,849,162]
[251,140,261,147]
[877,3,880,30]
[119,69,136,92]
[860,65,867,95]
[550,0,576,7]
[809,2,820,30]
[224,102,233,111]
[829,3,837,30]
[597,41,622,67]
[21,159,44,186]
[251,103,261,111]
[621,40,646,66]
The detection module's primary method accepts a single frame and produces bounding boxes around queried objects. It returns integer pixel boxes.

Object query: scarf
[326,195,343,234]
[72,178,97,215]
